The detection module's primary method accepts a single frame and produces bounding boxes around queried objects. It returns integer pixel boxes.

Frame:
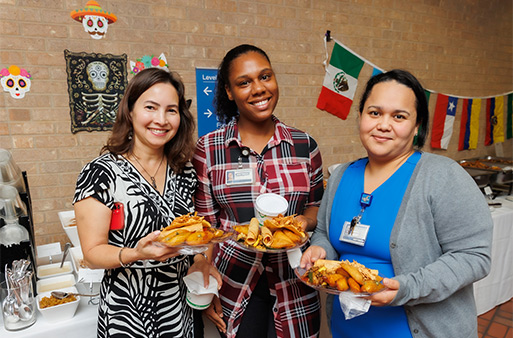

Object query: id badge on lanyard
[225,148,256,186]
[339,192,372,247]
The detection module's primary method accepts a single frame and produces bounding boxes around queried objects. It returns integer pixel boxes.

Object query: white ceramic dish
[37,274,76,294]
[37,261,73,279]
[58,210,80,247]
[37,286,80,322]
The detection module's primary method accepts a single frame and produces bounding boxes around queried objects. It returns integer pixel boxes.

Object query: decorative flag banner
[371,67,383,77]
[0,65,31,99]
[507,94,512,139]
[458,98,482,150]
[431,94,458,149]
[70,1,117,40]
[485,97,504,146]
[320,32,513,151]
[316,41,365,120]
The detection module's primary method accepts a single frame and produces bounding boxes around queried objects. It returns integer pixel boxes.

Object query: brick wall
[0,0,511,246]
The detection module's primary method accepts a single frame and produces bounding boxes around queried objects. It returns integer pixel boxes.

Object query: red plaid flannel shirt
[193,116,323,338]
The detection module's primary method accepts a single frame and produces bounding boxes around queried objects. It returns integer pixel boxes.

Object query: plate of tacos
[157,213,234,253]
[295,259,386,296]
[232,215,309,253]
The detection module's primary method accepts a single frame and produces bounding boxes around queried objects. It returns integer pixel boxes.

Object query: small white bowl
[58,210,80,247]
[37,286,80,322]
[37,261,73,279]
[37,274,76,294]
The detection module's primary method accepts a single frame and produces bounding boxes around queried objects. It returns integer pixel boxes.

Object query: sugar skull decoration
[130,53,168,75]
[87,61,109,91]
[70,1,117,40]
[0,65,31,99]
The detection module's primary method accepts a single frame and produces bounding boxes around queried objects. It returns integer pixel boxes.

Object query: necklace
[131,153,165,189]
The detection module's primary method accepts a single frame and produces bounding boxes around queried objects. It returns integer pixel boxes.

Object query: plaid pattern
[193,116,323,338]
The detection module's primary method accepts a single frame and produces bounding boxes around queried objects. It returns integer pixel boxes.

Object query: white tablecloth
[473,195,513,315]
[0,297,98,337]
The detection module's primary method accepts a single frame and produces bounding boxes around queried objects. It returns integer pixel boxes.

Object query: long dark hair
[358,69,429,149]
[102,68,195,172]
[214,44,271,124]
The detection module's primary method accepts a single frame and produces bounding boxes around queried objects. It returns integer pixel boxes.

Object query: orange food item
[348,278,361,293]
[39,294,77,308]
[335,277,349,291]
[186,230,214,245]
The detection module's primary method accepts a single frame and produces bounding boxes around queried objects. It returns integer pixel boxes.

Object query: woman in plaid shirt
[192,44,324,338]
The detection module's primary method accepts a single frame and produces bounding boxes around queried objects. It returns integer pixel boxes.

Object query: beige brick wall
[0,0,511,246]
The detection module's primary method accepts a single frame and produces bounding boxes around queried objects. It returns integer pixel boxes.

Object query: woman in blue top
[300,69,492,337]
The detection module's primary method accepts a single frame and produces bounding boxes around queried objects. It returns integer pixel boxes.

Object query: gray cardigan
[311,152,492,338]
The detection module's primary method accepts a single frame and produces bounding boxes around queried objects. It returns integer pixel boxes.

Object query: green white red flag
[316,41,365,120]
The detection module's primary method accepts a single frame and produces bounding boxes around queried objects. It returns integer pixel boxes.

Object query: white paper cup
[186,290,214,310]
[254,193,288,225]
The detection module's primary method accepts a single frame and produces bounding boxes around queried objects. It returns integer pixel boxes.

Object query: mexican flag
[316,41,365,120]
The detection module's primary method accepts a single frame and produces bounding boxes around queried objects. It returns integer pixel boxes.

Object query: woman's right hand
[205,295,226,334]
[135,230,181,262]
[300,245,326,270]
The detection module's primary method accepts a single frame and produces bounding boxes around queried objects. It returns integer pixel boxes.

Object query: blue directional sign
[195,68,222,137]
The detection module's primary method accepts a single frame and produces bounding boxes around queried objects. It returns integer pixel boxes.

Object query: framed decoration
[64,49,128,133]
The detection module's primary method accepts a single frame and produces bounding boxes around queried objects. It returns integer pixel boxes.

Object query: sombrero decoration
[70,0,117,24]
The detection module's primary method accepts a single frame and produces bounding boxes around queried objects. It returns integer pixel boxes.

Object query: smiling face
[224,51,279,124]
[359,80,419,163]
[130,82,180,154]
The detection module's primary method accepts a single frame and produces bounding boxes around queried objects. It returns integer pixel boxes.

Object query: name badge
[340,221,369,246]
[226,169,254,186]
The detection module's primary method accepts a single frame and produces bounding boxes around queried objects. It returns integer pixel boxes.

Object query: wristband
[118,247,133,268]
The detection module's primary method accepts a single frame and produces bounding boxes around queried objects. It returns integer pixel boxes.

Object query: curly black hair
[214,44,271,124]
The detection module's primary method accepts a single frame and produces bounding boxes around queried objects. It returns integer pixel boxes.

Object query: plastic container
[36,274,76,294]
[36,261,73,279]
[254,193,289,225]
[1,280,37,331]
[0,149,26,193]
[0,185,27,222]
[37,286,80,322]
[58,210,80,247]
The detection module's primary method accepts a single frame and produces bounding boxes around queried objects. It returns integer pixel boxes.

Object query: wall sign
[195,68,222,137]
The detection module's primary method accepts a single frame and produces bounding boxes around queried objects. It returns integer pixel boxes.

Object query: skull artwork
[82,15,109,39]
[70,1,117,40]
[0,65,31,99]
[87,62,109,91]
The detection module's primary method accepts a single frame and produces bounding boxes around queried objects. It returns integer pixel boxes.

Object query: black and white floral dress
[73,153,197,338]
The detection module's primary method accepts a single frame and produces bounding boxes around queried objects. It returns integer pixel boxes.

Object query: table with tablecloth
[473,195,513,315]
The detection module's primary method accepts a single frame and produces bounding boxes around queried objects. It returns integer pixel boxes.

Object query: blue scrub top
[328,152,421,338]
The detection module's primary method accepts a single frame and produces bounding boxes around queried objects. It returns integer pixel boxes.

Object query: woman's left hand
[366,278,400,306]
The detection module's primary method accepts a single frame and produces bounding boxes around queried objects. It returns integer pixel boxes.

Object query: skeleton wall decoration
[70,1,117,40]
[64,50,128,133]
[0,65,31,99]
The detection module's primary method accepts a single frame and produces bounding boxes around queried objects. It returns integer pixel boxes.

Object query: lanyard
[348,192,372,235]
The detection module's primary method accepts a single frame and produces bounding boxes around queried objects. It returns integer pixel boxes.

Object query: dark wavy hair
[358,69,429,149]
[102,67,195,172]
[214,44,271,124]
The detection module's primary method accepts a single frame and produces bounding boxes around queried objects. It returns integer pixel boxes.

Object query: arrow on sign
[204,109,213,118]
[203,87,212,96]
